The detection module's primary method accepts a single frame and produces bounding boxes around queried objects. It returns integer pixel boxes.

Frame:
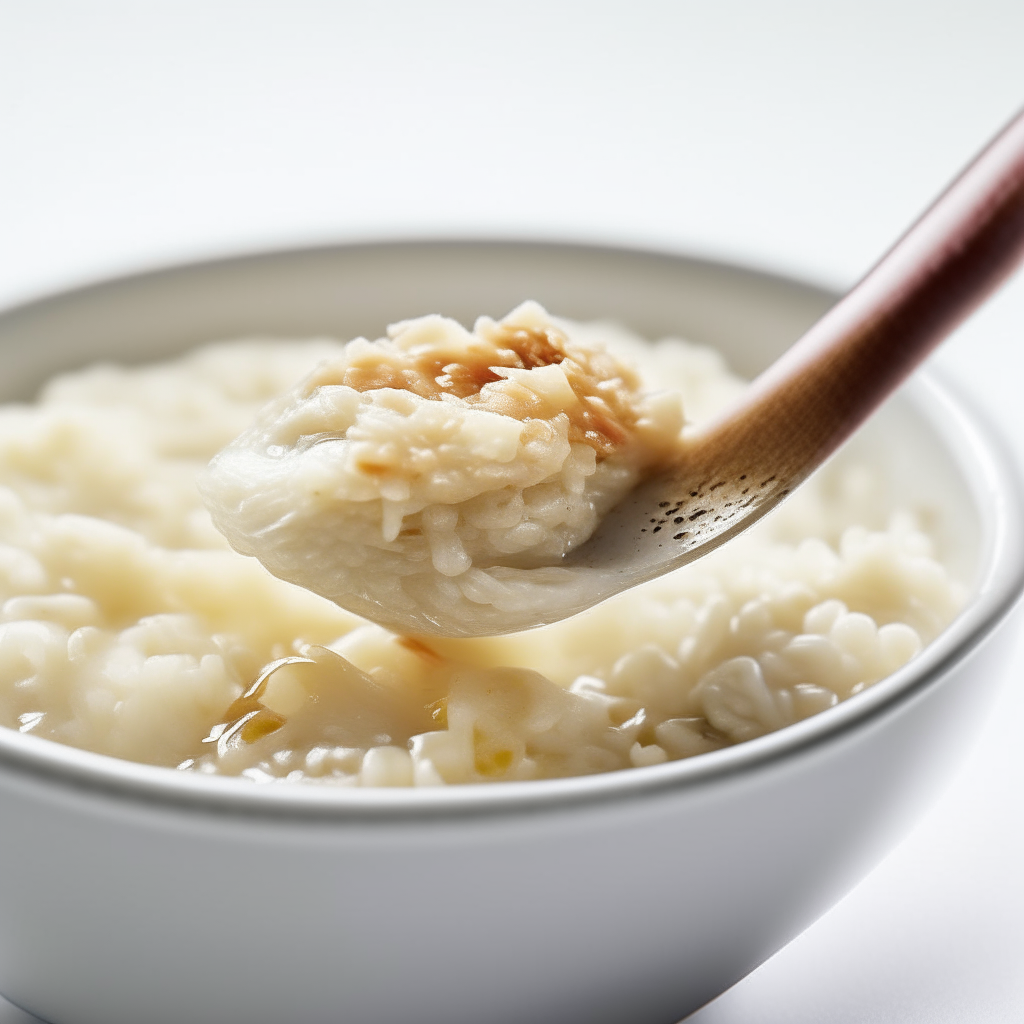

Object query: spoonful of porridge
[201,109,1024,638]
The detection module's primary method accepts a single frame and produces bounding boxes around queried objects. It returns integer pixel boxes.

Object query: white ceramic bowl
[0,241,1021,1024]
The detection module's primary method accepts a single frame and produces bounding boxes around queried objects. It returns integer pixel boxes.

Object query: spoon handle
[698,107,1024,485]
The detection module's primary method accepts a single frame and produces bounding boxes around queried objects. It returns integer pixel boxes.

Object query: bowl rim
[0,239,1021,824]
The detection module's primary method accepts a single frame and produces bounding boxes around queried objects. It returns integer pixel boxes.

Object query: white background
[1,3,1023,1021]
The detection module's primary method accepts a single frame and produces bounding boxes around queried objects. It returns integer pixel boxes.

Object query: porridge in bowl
[0,306,963,785]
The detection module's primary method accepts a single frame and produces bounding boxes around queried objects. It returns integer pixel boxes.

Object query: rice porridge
[0,307,964,785]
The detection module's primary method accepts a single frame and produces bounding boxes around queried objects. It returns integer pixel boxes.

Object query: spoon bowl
[197,111,1024,639]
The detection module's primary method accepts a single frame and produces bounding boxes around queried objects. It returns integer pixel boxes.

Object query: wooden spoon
[230,108,1024,640]
[555,106,1024,602]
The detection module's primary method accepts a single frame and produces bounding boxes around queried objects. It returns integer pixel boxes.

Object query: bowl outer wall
[0,625,1019,1024]
[0,241,1019,1024]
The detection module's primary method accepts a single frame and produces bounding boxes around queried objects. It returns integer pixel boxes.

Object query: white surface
[0,3,1022,1021]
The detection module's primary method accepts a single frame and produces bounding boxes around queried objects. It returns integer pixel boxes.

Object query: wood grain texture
[573,108,1024,579]
[701,106,1024,492]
